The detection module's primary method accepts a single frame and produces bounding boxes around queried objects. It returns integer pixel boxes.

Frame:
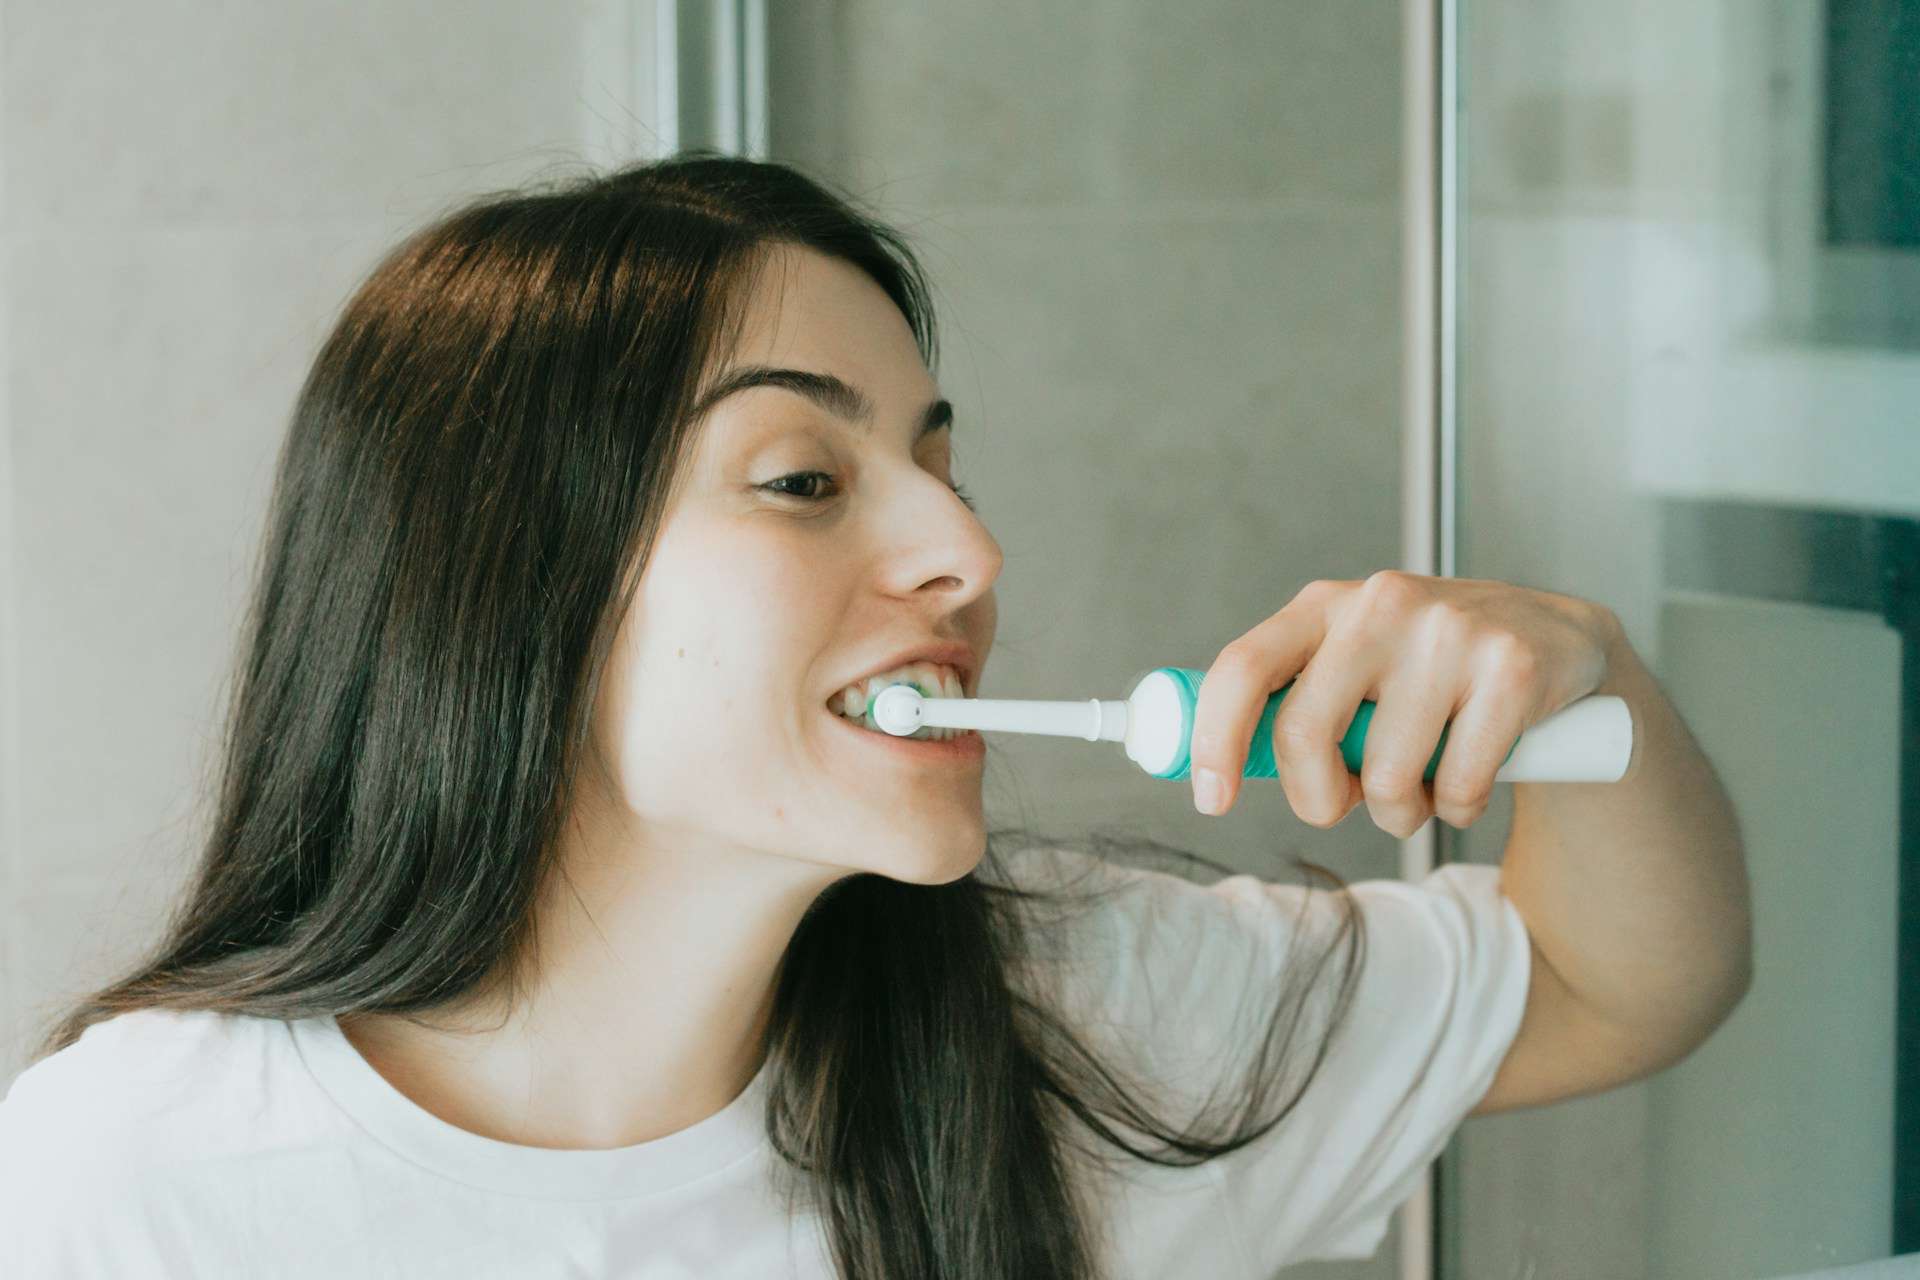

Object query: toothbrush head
[871,683,924,736]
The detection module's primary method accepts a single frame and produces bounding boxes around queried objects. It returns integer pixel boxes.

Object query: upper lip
[830,640,978,702]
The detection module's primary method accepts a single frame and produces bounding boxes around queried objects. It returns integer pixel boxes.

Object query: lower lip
[823,707,987,764]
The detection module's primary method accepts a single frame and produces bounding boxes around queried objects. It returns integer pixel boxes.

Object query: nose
[891,479,1002,604]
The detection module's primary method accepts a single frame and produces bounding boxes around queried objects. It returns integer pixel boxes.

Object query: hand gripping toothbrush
[870,666,1633,784]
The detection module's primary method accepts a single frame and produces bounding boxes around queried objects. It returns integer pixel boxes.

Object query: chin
[885,824,989,887]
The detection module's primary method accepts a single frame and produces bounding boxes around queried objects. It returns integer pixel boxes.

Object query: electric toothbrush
[868,666,1632,784]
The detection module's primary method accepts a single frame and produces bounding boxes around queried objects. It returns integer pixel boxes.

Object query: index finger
[1187,587,1333,814]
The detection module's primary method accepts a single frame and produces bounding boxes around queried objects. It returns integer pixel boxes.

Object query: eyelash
[763,471,978,513]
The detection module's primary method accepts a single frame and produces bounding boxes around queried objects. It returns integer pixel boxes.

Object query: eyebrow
[691,365,954,442]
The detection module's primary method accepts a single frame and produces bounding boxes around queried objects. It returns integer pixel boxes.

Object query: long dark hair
[31,152,1364,1280]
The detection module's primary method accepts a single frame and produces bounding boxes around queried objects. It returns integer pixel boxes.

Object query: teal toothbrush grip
[1150,665,1516,783]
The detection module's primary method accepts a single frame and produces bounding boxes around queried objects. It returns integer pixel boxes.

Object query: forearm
[1498,610,1754,1059]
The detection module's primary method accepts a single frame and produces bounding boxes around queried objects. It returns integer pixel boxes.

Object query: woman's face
[588,244,1003,887]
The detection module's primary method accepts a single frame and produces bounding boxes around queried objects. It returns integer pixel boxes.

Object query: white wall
[1,0,665,1083]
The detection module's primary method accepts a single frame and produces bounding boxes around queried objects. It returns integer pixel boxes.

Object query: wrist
[1591,607,1646,697]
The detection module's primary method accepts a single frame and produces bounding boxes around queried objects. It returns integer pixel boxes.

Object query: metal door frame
[654,0,767,159]
[1401,2,1461,1278]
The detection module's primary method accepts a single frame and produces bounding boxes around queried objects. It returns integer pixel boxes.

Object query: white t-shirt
[0,845,1530,1279]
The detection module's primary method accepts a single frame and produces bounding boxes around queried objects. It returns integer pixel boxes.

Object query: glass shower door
[1436,2,1919,1278]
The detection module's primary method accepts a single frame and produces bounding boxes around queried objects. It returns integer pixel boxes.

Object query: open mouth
[822,702,985,763]
[827,688,973,742]
[824,663,979,747]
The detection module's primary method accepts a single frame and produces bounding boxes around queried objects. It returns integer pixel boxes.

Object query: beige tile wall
[771,0,1411,913]
[769,5,1412,1276]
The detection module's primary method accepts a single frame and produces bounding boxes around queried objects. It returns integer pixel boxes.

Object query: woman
[0,153,1751,1278]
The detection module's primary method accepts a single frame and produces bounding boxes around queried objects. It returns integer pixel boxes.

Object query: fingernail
[1194,768,1225,815]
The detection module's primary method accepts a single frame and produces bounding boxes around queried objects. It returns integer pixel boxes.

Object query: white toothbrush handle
[912,696,1128,742]
[899,689,1632,784]
[1492,694,1634,782]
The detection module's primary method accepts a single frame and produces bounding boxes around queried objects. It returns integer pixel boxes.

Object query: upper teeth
[831,662,966,733]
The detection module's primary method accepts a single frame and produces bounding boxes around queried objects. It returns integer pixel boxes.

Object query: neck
[339,812,842,1150]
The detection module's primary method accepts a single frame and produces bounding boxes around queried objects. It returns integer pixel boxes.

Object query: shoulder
[979,837,1527,1090]
[0,1008,286,1179]
[4,1005,277,1105]
[986,845,1531,1266]
[0,1009,309,1272]
[984,836,1521,988]
[979,836,1349,978]
[979,838,1357,1091]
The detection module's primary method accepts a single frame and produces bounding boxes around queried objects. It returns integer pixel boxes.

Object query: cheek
[599,620,817,819]
[604,528,847,815]
[602,668,784,826]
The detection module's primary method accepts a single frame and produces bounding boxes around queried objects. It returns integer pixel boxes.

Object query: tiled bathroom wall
[769,0,1412,921]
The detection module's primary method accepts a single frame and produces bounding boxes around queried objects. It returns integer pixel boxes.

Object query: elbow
[1716,887,1757,1022]
[1701,845,1757,1034]
[1715,948,1755,1030]
[1662,946,1754,1074]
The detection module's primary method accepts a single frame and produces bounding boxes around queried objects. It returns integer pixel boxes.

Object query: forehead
[717,244,932,397]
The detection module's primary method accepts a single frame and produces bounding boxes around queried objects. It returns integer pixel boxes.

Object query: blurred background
[1,3,1914,1278]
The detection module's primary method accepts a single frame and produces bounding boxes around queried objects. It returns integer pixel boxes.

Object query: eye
[760,471,979,513]
[761,470,837,501]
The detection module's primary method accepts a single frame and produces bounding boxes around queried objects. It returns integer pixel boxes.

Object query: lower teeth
[835,712,964,741]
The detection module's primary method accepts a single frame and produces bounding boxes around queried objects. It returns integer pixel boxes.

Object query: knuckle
[1355,580,1419,630]
[1466,725,1512,767]
[1427,601,1476,648]
[1214,640,1263,675]
[1362,766,1419,805]
[1435,777,1489,815]
[1296,578,1341,606]
[1272,717,1324,762]
[1484,629,1537,672]
[1363,570,1423,611]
